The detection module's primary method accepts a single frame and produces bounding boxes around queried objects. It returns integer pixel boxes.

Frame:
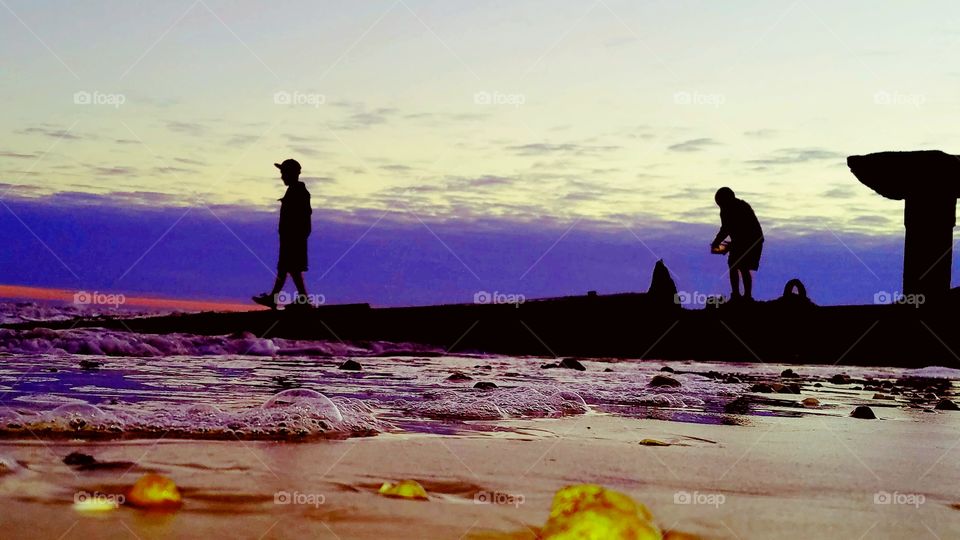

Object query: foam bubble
[262,389,343,423]
[0,391,377,440]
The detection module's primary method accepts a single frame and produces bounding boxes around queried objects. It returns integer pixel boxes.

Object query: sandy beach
[1,365,957,539]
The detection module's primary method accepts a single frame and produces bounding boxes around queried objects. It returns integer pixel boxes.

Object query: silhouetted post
[847,150,959,300]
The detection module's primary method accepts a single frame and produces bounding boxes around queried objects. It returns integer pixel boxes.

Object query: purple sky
[0,191,926,307]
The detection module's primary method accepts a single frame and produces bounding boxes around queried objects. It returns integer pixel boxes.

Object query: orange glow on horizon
[0,284,253,313]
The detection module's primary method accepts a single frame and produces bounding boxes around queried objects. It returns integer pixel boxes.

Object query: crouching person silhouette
[253,159,313,310]
[711,187,763,302]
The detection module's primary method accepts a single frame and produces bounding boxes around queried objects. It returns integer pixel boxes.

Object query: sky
[3,0,960,307]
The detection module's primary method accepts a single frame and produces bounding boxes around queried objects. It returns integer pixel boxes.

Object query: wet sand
[1,409,958,539]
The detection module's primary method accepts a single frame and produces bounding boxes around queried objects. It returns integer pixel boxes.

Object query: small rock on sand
[649,375,681,387]
[724,396,751,414]
[338,359,362,371]
[559,358,586,371]
[935,398,959,411]
[781,368,799,378]
[850,406,877,419]
[751,383,773,393]
[447,372,473,381]
[830,374,851,385]
[63,452,96,467]
[473,382,498,390]
[660,366,675,373]
[801,397,820,407]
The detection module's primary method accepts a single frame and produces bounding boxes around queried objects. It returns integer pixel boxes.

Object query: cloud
[0,151,37,159]
[166,121,207,136]
[823,186,857,199]
[174,157,207,166]
[302,176,336,185]
[743,129,778,138]
[448,175,513,189]
[668,138,719,152]
[226,134,259,146]
[851,215,892,227]
[92,166,136,176]
[747,148,842,166]
[153,166,194,175]
[19,126,82,140]
[335,107,397,130]
[507,143,621,156]
[379,164,414,174]
[289,145,324,157]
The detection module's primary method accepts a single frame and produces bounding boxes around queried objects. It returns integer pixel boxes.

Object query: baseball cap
[274,159,301,172]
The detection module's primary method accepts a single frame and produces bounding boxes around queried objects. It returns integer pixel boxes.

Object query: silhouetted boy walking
[253,159,312,309]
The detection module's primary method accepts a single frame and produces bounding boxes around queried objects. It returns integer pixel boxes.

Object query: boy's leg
[741,269,753,300]
[291,272,308,298]
[729,266,741,298]
[270,272,288,297]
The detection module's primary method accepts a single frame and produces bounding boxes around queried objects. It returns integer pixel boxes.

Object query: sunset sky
[3,1,960,307]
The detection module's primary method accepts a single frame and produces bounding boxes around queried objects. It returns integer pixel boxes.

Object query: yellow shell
[639,439,671,447]
[541,484,661,539]
[378,479,429,500]
[127,473,182,509]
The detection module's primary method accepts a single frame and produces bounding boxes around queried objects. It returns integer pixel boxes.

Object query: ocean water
[0,302,957,441]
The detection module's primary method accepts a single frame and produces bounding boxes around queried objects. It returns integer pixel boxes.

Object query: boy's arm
[711,227,727,248]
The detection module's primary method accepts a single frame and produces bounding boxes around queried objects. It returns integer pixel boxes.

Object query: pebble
[447,372,473,381]
[649,375,681,388]
[935,398,959,411]
[850,406,876,419]
[724,396,751,414]
[473,382,497,390]
[559,358,586,371]
[338,359,362,371]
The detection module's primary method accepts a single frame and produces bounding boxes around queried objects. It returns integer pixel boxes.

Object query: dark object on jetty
[848,150,960,301]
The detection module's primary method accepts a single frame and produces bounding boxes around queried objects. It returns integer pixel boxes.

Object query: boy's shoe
[252,293,278,310]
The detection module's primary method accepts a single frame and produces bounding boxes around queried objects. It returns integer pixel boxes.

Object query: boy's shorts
[278,235,308,273]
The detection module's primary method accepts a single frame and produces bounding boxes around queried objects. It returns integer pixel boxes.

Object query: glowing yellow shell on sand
[378,479,429,500]
[541,484,661,539]
[127,473,182,509]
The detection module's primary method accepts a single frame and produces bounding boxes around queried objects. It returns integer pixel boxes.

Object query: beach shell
[378,479,428,500]
[801,397,820,407]
[127,473,182,509]
[639,439,671,447]
[541,484,661,539]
